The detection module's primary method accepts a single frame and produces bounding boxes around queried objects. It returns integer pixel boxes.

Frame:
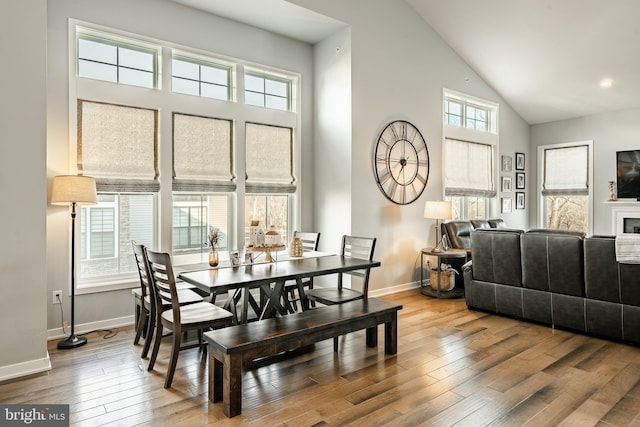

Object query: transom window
[444,97,490,132]
[172,54,231,100]
[244,68,292,111]
[77,28,158,88]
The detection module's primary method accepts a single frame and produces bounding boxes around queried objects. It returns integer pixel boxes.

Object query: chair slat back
[145,249,180,322]
[340,235,376,298]
[293,231,321,251]
[132,241,151,300]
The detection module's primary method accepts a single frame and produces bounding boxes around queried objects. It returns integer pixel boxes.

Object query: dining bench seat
[204,297,402,417]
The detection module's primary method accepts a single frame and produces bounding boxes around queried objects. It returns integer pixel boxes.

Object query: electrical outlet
[53,290,62,304]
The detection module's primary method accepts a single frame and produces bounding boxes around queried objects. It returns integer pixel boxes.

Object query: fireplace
[611,203,640,234]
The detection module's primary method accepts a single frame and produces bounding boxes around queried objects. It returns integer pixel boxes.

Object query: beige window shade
[78,100,158,192]
[172,114,235,192]
[444,138,496,197]
[543,145,589,196]
[245,123,295,193]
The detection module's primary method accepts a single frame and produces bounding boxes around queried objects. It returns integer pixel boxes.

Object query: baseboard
[370,281,420,297]
[0,356,51,382]
[47,315,135,341]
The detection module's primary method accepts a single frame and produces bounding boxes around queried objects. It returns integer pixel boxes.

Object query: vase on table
[209,246,219,267]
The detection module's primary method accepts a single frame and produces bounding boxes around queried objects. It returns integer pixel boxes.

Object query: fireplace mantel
[608,201,640,234]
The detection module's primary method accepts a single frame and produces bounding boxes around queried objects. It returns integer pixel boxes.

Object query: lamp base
[57,334,87,349]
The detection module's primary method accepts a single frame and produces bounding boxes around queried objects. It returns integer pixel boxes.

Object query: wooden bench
[204,297,402,417]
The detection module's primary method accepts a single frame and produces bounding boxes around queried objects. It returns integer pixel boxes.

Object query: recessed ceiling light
[599,78,614,88]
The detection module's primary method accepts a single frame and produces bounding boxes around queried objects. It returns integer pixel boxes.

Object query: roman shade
[444,138,496,197]
[172,113,235,192]
[245,122,295,193]
[542,145,589,196]
[78,100,159,192]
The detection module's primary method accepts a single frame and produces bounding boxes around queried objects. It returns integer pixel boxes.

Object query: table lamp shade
[424,201,452,220]
[51,175,97,205]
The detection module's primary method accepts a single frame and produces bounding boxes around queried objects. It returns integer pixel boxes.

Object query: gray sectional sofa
[463,228,640,345]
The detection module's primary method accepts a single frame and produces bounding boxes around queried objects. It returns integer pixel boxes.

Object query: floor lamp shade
[51,175,97,206]
[424,201,452,252]
[51,175,97,349]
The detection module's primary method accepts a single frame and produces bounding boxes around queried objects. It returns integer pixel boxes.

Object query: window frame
[68,20,301,293]
[537,140,593,234]
[442,89,499,220]
[171,52,234,101]
[244,67,295,112]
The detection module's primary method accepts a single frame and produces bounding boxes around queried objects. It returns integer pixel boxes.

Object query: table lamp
[51,175,97,349]
[424,200,452,253]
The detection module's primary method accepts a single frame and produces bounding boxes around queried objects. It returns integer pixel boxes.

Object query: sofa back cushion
[584,235,640,305]
[442,221,473,250]
[470,228,524,286]
[521,229,585,296]
[470,219,490,229]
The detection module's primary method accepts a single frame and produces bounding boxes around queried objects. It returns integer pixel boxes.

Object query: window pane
[78,38,117,64]
[78,60,118,82]
[172,77,200,96]
[201,65,227,86]
[119,68,154,88]
[172,194,229,266]
[245,74,264,92]
[244,195,288,247]
[544,195,588,233]
[119,47,154,72]
[265,95,288,111]
[265,79,287,97]
[79,193,156,281]
[172,58,199,80]
[201,83,228,100]
[245,91,265,107]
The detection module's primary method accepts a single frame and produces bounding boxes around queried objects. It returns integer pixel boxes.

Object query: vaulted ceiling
[172,0,640,125]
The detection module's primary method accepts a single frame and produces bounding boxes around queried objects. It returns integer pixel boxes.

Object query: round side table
[420,248,467,298]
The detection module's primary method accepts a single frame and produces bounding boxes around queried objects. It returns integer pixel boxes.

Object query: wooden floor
[3,289,640,426]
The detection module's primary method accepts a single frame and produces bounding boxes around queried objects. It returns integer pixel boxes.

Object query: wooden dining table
[177,254,381,324]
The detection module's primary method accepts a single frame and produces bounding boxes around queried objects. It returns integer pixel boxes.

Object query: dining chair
[132,242,204,359]
[145,249,233,388]
[305,235,377,351]
[283,231,321,312]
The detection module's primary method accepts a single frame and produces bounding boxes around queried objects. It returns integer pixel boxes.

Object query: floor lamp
[424,200,452,253]
[51,175,97,349]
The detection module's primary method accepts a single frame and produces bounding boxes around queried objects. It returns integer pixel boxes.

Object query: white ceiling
[172,0,640,125]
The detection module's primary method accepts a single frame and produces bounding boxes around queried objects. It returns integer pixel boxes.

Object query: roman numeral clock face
[374,120,429,205]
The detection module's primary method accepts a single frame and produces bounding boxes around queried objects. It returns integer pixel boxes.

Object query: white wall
[0,0,50,380]
[531,109,640,235]
[46,0,315,332]
[294,0,530,293]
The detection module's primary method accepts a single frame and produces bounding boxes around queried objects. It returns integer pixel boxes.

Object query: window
[244,68,293,111]
[539,142,592,233]
[77,28,158,88]
[443,90,498,220]
[445,97,490,132]
[71,23,300,290]
[245,195,289,247]
[79,193,156,283]
[172,54,231,100]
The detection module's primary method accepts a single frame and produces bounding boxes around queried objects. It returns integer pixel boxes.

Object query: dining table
[177,253,381,324]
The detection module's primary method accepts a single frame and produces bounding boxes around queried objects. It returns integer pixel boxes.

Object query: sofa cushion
[584,236,622,303]
[521,230,584,296]
[470,219,490,229]
[470,228,523,286]
[442,221,473,250]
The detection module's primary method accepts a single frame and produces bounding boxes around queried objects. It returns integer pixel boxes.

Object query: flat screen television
[616,150,640,199]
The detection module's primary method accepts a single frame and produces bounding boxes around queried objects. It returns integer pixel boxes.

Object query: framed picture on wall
[516,192,525,209]
[515,152,525,170]
[501,176,512,192]
[516,172,525,189]
[501,155,513,172]
[501,197,512,213]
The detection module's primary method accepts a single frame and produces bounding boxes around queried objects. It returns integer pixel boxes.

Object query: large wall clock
[373,120,430,205]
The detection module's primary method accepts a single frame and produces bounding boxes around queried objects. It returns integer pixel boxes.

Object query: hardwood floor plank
[3,290,640,426]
